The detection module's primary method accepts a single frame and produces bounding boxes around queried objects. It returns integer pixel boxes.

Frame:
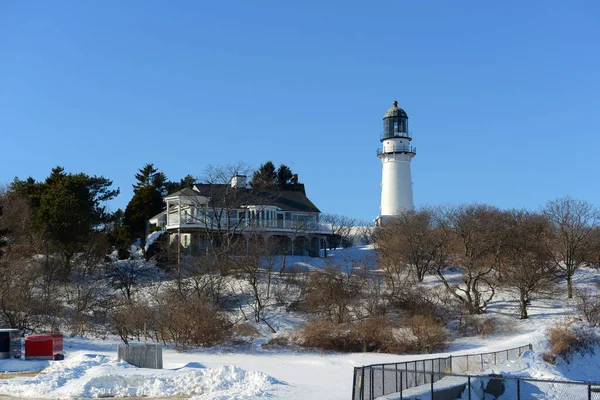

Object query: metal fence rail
[354,370,600,400]
[451,344,532,373]
[352,344,532,400]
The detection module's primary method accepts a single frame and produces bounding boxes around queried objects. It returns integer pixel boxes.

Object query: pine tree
[276,164,294,188]
[133,164,160,192]
[11,166,120,265]
[250,161,277,189]
[164,174,197,194]
[123,185,164,244]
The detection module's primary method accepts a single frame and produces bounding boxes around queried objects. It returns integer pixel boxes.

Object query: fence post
[381,364,385,396]
[449,355,453,373]
[430,373,434,398]
[589,384,592,400]
[466,356,469,372]
[395,363,398,393]
[494,352,497,366]
[480,354,484,371]
[361,367,365,400]
[370,367,374,400]
[400,370,403,399]
[517,378,520,400]
[468,376,471,400]
[351,368,357,400]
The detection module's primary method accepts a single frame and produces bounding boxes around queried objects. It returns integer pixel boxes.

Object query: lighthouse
[376,101,416,225]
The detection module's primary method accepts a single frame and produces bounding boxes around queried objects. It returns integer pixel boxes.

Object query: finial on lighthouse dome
[383,100,408,119]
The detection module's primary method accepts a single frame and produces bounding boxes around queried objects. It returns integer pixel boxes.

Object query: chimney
[292,174,298,185]
[231,174,247,188]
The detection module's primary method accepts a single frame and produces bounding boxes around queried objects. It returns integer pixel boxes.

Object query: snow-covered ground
[0,246,598,399]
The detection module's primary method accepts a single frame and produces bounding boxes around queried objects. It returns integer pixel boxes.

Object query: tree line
[373,198,600,319]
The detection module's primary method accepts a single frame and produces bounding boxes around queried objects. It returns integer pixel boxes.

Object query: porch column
[166,200,170,226]
[178,197,182,226]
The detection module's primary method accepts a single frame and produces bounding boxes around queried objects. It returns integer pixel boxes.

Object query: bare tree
[300,262,366,324]
[374,209,439,282]
[544,196,600,298]
[321,213,358,249]
[176,162,259,277]
[373,208,454,294]
[108,254,149,301]
[0,188,32,255]
[64,235,111,335]
[434,204,509,314]
[498,210,557,319]
[0,190,58,330]
[588,226,600,268]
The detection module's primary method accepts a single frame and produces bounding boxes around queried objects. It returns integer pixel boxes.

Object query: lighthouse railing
[377,146,417,156]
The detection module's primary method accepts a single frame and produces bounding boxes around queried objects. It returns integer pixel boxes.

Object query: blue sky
[1,1,599,221]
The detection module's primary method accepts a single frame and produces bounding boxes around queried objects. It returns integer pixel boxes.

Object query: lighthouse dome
[383,101,408,119]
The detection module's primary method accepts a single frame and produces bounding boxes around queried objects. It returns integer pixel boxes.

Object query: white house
[149,174,331,257]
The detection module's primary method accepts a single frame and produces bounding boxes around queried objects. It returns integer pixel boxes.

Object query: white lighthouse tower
[376,101,416,225]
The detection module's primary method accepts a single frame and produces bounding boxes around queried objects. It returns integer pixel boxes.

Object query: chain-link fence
[352,344,534,400]
[451,344,532,373]
[352,357,452,400]
[353,369,600,399]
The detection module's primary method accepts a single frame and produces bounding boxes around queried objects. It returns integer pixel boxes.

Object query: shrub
[156,293,232,351]
[300,320,362,352]
[108,293,232,351]
[299,267,363,324]
[263,335,292,349]
[576,289,600,327]
[232,323,262,339]
[408,315,447,353]
[356,316,404,353]
[543,322,598,363]
[457,314,498,338]
[297,315,447,354]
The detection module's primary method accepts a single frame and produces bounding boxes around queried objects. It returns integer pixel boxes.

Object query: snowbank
[0,352,281,399]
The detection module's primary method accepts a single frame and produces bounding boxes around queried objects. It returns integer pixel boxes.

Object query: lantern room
[382,100,410,141]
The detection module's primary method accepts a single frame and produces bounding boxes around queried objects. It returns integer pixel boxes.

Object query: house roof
[164,187,199,198]
[149,210,166,221]
[181,184,321,213]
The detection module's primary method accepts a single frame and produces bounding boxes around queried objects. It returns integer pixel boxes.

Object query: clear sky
[1,1,599,222]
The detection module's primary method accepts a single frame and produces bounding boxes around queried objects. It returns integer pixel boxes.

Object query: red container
[50,334,63,356]
[25,334,63,360]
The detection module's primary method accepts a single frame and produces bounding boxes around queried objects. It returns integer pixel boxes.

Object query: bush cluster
[298,315,446,354]
[543,322,598,363]
[109,293,231,351]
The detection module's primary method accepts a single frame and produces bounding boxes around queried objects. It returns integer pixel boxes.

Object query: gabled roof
[177,184,321,213]
[164,187,199,198]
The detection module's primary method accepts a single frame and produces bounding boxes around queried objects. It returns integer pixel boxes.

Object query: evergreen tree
[276,164,294,188]
[123,185,164,244]
[164,174,197,194]
[133,163,167,193]
[106,209,133,259]
[250,161,277,189]
[11,166,120,264]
